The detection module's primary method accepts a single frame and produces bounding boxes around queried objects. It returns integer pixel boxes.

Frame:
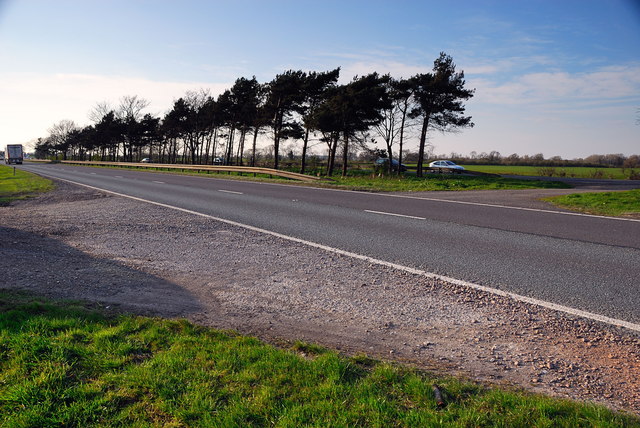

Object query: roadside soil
[1,181,639,415]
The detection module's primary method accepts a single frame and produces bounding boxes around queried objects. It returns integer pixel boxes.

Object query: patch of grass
[0,165,54,204]
[461,165,632,180]
[324,174,571,192]
[1,290,636,427]
[290,341,329,357]
[544,189,640,217]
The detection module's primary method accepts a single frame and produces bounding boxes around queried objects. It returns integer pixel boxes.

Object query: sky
[1,0,639,159]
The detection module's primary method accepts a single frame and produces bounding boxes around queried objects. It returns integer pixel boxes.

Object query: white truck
[4,144,24,165]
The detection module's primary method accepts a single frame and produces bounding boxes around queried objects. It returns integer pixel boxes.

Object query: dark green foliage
[264,70,308,170]
[411,53,475,177]
[312,73,392,176]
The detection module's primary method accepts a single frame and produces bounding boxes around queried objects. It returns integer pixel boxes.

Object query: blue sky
[1,0,639,158]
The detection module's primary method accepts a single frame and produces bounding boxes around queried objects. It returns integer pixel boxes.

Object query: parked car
[375,158,407,172]
[428,160,465,173]
[140,158,151,163]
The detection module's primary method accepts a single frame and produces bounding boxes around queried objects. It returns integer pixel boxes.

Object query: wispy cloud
[340,61,427,81]
[471,64,640,106]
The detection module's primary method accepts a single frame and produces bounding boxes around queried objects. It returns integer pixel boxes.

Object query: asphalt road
[19,163,640,326]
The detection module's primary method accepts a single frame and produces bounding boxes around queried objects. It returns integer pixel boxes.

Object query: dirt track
[1,180,639,415]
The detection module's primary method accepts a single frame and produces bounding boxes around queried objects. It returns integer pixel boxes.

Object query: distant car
[429,160,465,173]
[213,157,224,165]
[375,158,407,172]
[140,158,151,163]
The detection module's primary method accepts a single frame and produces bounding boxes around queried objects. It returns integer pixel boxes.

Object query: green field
[460,165,633,180]
[545,189,640,217]
[0,165,54,204]
[1,290,637,427]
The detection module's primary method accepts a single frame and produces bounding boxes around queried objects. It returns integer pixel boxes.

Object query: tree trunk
[416,115,430,177]
[386,141,393,175]
[397,100,407,176]
[211,127,219,163]
[272,98,283,170]
[341,132,349,177]
[251,126,259,167]
[237,127,247,166]
[226,127,235,165]
[327,133,338,176]
[300,127,310,174]
[171,138,178,163]
[273,113,283,170]
[203,131,212,165]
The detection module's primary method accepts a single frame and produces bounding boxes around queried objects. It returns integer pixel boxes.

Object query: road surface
[19,163,640,327]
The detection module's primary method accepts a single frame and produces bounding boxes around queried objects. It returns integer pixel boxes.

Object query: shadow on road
[0,226,204,318]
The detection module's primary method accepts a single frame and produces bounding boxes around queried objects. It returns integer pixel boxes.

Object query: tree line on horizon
[34,52,474,177]
[433,151,640,170]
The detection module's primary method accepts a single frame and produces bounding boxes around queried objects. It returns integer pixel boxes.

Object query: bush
[536,167,557,177]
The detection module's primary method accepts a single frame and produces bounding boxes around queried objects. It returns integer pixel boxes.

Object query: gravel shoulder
[2,181,639,415]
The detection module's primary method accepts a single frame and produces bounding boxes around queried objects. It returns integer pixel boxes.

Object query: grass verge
[0,165,54,204]
[1,290,637,427]
[324,174,571,191]
[459,165,634,180]
[544,189,640,217]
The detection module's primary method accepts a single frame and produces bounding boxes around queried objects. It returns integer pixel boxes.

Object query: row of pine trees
[36,53,474,177]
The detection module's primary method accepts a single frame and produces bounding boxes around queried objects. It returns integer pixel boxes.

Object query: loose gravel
[1,180,639,415]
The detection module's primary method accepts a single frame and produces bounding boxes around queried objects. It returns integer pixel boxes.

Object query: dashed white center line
[90,172,96,175]
[114,175,123,178]
[218,190,244,195]
[152,181,165,184]
[364,209,426,220]
[28,174,640,333]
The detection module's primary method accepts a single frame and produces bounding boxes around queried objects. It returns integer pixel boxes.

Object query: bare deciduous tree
[47,119,78,160]
[117,95,150,122]
[88,101,113,123]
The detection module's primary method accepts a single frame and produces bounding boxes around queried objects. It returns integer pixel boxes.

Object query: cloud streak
[472,64,640,107]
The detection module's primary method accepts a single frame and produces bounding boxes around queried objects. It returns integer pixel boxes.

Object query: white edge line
[364,209,426,220]
[42,175,640,334]
[218,190,244,195]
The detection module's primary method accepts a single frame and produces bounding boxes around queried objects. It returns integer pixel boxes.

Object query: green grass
[1,290,637,427]
[460,165,634,180]
[544,189,640,217]
[0,165,54,204]
[323,174,571,191]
